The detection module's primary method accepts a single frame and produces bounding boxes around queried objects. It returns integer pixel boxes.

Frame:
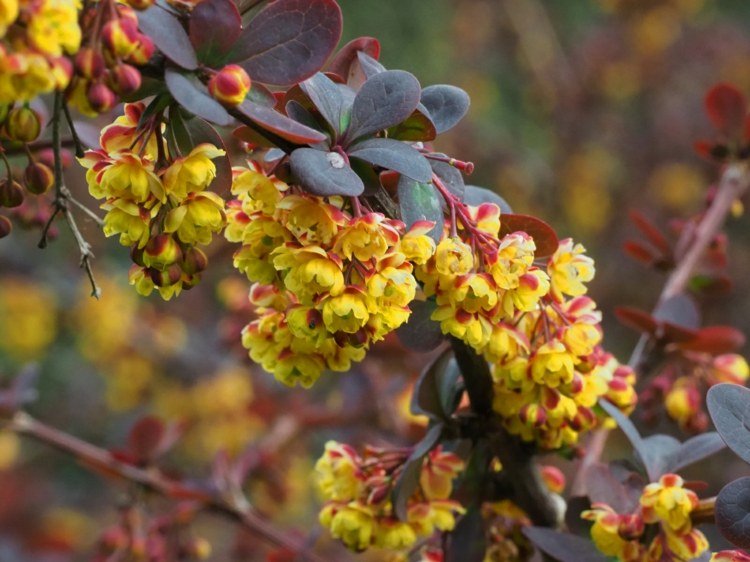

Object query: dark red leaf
[705,83,747,134]
[678,326,746,354]
[614,306,658,335]
[499,214,559,258]
[138,6,198,70]
[326,36,381,81]
[420,84,471,134]
[189,0,242,65]
[232,125,277,148]
[623,240,658,265]
[628,210,671,254]
[128,416,166,463]
[229,0,342,85]
[237,100,327,144]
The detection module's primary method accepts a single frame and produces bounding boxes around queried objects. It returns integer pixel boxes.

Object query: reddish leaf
[623,240,658,266]
[138,6,198,70]
[615,306,658,335]
[165,68,233,126]
[229,0,342,85]
[327,36,381,81]
[127,416,166,464]
[629,210,671,254]
[237,100,327,144]
[499,214,559,258]
[706,83,747,134]
[232,125,278,148]
[189,0,242,65]
[679,326,746,354]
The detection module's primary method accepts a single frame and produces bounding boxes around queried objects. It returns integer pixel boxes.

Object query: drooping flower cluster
[0,0,80,103]
[79,102,226,299]
[583,473,708,561]
[418,209,637,448]
[315,441,465,552]
[69,2,152,115]
[225,163,436,387]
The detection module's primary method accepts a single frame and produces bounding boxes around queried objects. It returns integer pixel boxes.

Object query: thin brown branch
[571,162,750,497]
[8,410,331,562]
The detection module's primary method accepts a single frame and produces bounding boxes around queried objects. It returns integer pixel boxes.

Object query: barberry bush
[2,1,750,561]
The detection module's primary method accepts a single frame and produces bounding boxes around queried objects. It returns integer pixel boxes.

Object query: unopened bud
[6,107,41,143]
[24,162,54,195]
[102,18,140,58]
[148,264,182,287]
[143,234,182,269]
[75,47,105,79]
[87,82,117,113]
[181,247,208,275]
[129,35,154,65]
[0,215,11,238]
[0,180,24,208]
[111,64,142,96]
[208,65,251,107]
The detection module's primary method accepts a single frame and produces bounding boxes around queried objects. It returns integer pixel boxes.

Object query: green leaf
[397,176,443,242]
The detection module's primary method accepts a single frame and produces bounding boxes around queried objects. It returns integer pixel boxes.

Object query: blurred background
[2,0,750,559]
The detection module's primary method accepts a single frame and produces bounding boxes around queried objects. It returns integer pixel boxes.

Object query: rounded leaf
[138,7,198,70]
[708,383,750,466]
[165,68,233,126]
[290,148,364,196]
[421,84,471,134]
[716,477,750,548]
[189,0,242,65]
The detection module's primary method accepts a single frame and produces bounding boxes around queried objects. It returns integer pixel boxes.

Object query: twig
[571,162,750,497]
[61,99,86,158]
[38,92,102,299]
[7,410,331,562]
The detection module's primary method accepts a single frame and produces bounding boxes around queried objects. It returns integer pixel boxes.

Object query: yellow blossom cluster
[0,276,57,362]
[0,0,80,103]
[225,163,437,387]
[315,441,465,552]
[583,473,708,561]
[420,221,637,448]
[79,102,226,300]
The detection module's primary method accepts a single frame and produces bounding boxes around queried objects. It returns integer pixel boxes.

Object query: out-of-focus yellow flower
[0,277,57,361]
[0,430,20,470]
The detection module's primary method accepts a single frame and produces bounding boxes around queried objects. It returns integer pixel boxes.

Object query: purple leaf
[229,0,342,85]
[397,299,446,353]
[346,70,421,142]
[708,383,750,466]
[716,477,750,548]
[663,432,726,473]
[138,6,198,70]
[523,528,608,562]
[300,73,353,137]
[445,505,486,562]
[290,148,364,196]
[430,154,465,199]
[421,84,471,134]
[397,176,443,241]
[164,68,233,126]
[327,36,381,81]
[392,423,443,520]
[409,348,460,418]
[189,0,241,65]
[356,51,386,78]
[464,185,513,213]
[348,137,432,183]
[238,100,327,144]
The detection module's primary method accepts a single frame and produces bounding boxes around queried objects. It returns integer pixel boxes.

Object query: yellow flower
[163,143,226,200]
[315,441,363,502]
[367,266,417,309]
[500,269,549,316]
[96,153,164,203]
[548,238,595,301]
[231,216,290,284]
[444,273,498,313]
[278,194,348,246]
[102,199,154,248]
[434,237,474,276]
[26,0,81,57]
[562,322,602,357]
[432,306,492,351]
[334,213,400,262]
[374,519,417,550]
[0,0,18,36]
[0,278,57,361]
[164,191,226,245]
[321,502,377,551]
[407,500,464,536]
[419,448,464,500]
[640,473,698,534]
[398,221,437,265]
[231,166,286,215]
[273,245,345,302]
[488,232,535,290]
[322,288,373,334]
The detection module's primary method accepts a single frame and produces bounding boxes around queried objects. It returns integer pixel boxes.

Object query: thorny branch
[571,162,750,497]
[7,410,334,562]
[38,92,102,299]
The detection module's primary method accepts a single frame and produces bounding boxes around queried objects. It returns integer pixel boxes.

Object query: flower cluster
[79,102,226,299]
[315,441,465,552]
[418,209,637,448]
[69,2,152,115]
[643,350,749,432]
[225,163,436,387]
[583,473,708,561]
[0,0,79,104]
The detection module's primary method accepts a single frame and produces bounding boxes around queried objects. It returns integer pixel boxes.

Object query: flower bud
[0,179,24,208]
[143,234,183,269]
[129,35,154,65]
[23,162,54,195]
[75,47,105,79]
[0,215,11,238]
[149,264,183,287]
[6,107,41,143]
[102,18,140,58]
[181,247,208,275]
[87,82,117,113]
[124,0,154,10]
[208,65,251,106]
[111,64,141,96]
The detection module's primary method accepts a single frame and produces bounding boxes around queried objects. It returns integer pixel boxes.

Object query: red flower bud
[0,215,11,238]
[181,247,208,275]
[128,35,154,65]
[111,64,142,96]
[23,162,54,195]
[87,82,117,113]
[0,179,24,208]
[102,18,140,58]
[75,47,105,79]
[208,65,251,106]
[6,107,41,143]
[148,264,183,287]
[143,234,183,269]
